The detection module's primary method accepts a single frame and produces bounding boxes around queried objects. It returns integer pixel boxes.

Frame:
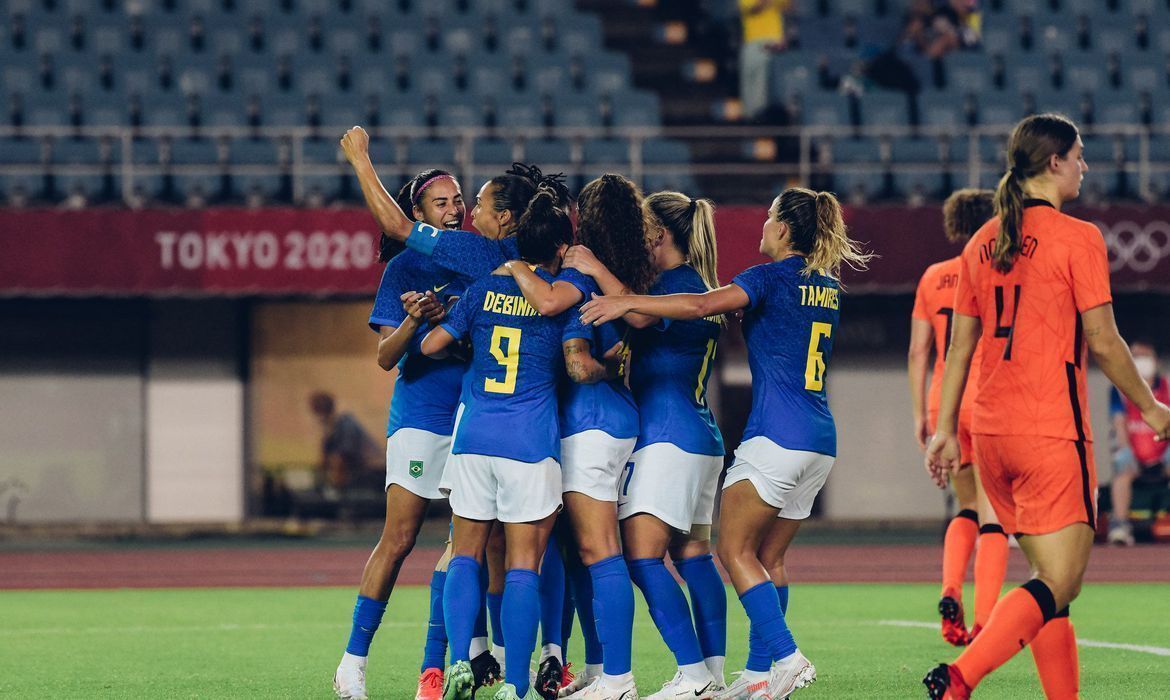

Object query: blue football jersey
[629,265,724,456]
[559,273,639,440]
[732,257,839,456]
[369,249,467,438]
[406,221,521,283]
[441,268,568,463]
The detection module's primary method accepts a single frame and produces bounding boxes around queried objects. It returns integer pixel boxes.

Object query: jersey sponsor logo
[482,291,539,317]
[1097,220,1170,273]
[409,460,424,478]
[432,282,451,294]
[798,284,839,310]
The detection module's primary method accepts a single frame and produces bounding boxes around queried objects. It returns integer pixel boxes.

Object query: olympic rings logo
[1095,220,1170,274]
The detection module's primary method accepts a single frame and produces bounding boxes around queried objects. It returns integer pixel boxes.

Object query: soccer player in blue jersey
[567,191,728,699]
[581,187,871,700]
[334,169,480,700]
[503,174,657,700]
[417,190,574,700]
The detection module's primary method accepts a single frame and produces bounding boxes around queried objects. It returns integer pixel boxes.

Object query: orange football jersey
[955,201,1113,441]
[912,256,983,418]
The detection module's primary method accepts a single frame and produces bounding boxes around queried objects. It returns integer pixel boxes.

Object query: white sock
[469,636,489,658]
[704,655,726,684]
[742,669,768,682]
[584,663,603,679]
[340,651,367,668]
[679,661,713,683]
[492,643,506,667]
[601,671,634,687]
[540,643,562,663]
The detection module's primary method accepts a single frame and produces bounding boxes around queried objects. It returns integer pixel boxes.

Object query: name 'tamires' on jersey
[733,256,839,457]
[629,264,724,457]
[440,268,569,464]
[369,248,467,438]
[955,201,1112,442]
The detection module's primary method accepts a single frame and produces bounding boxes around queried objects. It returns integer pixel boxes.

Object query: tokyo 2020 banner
[1,205,1167,295]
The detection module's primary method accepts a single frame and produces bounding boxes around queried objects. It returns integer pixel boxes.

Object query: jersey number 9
[485,325,522,394]
[805,322,832,391]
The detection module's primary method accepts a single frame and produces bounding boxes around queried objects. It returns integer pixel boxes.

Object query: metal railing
[2,123,1168,205]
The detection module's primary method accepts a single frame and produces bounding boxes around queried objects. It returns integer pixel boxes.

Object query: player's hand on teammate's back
[579,293,630,326]
[925,432,960,488]
[563,245,602,277]
[340,126,369,165]
[1142,400,1170,442]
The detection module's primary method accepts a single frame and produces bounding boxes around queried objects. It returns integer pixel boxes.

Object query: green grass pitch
[1,583,1167,698]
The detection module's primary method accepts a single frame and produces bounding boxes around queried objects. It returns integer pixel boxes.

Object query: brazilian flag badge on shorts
[409,460,424,478]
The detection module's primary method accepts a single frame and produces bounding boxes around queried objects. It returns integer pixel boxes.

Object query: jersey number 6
[805,322,832,391]
[485,325,522,394]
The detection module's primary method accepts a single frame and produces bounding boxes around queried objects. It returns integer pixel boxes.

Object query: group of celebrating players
[328,110,1170,700]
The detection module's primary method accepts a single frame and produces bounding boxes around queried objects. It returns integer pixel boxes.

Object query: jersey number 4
[485,325,521,394]
[805,322,832,391]
[994,284,1021,360]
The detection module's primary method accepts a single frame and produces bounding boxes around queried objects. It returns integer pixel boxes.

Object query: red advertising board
[1,205,1167,295]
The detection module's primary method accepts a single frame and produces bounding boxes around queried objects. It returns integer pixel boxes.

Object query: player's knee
[715,539,749,573]
[378,525,418,562]
[577,534,619,566]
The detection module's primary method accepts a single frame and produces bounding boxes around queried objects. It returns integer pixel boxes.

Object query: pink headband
[413,174,458,204]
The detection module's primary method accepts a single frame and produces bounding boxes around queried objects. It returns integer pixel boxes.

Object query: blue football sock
[443,556,481,663]
[562,571,576,661]
[502,568,541,696]
[628,557,704,666]
[590,555,635,676]
[739,582,796,662]
[420,570,448,671]
[345,595,388,657]
[539,534,566,650]
[487,591,505,647]
[675,554,727,661]
[746,584,794,671]
[569,556,603,665]
[473,562,489,642]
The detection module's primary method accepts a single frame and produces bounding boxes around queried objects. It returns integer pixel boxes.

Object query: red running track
[2,544,1168,590]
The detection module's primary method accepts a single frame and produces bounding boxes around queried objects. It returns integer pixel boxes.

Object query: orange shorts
[972,434,1098,536]
[929,411,975,466]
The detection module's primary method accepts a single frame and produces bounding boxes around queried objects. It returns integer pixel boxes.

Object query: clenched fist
[340,126,370,166]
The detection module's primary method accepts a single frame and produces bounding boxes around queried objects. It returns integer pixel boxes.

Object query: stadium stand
[0,0,686,206]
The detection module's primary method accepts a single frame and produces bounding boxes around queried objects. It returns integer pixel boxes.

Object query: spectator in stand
[1108,340,1170,546]
[903,0,981,60]
[739,0,792,121]
[309,391,382,495]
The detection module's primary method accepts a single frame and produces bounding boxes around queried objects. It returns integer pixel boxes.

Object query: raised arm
[907,318,935,451]
[504,261,583,317]
[925,313,980,487]
[1083,303,1170,440]
[340,126,413,241]
[579,283,750,326]
[563,245,659,328]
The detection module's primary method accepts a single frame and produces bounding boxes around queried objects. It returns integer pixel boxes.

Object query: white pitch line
[877,620,1170,657]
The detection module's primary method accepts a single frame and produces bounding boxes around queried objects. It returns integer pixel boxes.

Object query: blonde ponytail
[805,192,872,278]
[689,198,720,291]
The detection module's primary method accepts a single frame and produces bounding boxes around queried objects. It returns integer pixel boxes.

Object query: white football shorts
[617,442,723,534]
[723,436,835,520]
[561,430,638,502]
[385,428,453,500]
[442,453,562,523]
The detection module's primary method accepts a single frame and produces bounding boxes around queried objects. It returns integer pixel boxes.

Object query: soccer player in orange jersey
[923,114,1170,699]
[909,189,1008,648]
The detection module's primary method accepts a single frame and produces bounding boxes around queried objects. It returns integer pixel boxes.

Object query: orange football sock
[942,510,979,597]
[954,580,1055,689]
[973,525,1009,628]
[1030,612,1079,700]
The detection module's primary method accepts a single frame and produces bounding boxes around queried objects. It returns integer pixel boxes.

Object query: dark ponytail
[577,174,655,293]
[488,162,570,233]
[517,187,573,265]
[993,113,1079,272]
